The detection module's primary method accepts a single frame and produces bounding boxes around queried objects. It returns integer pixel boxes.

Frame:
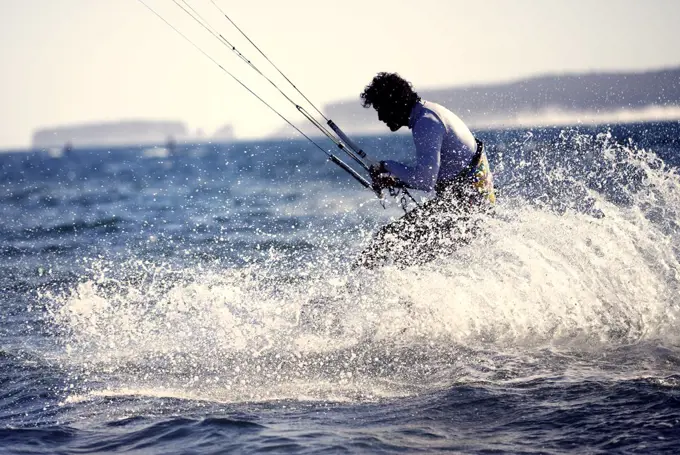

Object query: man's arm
[382,114,445,192]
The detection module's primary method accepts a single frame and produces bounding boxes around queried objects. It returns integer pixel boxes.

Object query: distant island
[212,124,234,142]
[31,67,680,148]
[304,66,680,136]
[32,120,190,149]
[32,120,235,149]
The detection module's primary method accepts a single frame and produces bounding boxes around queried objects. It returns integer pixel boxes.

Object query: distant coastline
[30,67,680,147]
[311,66,680,136]
[31,120,234,149]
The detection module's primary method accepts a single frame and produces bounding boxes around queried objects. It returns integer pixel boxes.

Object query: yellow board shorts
[470,150,496,205]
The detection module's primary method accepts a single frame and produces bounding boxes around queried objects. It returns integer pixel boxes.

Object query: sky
[1,0,679,148]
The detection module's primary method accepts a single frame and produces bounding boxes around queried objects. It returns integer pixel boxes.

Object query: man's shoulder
[413,101,447,130]
[422,100,457,118]
[421,100,469,130]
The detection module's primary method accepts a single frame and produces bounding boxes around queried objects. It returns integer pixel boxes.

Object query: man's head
[360,72,420,132]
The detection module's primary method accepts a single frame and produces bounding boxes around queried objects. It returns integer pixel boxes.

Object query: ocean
[1,121,679,454]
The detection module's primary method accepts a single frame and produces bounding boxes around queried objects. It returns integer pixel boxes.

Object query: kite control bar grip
[327,120,376,167]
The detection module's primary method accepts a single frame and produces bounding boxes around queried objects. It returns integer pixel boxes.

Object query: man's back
[384,100,478,191]
[420,101,477,180]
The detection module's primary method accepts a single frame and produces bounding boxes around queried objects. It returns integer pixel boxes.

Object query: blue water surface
[1,122,680,454]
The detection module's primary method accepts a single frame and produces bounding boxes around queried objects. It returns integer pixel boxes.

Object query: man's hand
[369,161,400,191]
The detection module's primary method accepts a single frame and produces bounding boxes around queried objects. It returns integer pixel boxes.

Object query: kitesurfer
[356,72,496,268]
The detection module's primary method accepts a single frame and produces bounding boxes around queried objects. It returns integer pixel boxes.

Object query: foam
[44,130,680,404]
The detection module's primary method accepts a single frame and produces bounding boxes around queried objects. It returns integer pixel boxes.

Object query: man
[355,72,495,268]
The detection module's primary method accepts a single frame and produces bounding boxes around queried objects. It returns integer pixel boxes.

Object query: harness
[434,139,496,204]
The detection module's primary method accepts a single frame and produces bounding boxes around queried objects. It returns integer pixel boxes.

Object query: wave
[41,130,680,406]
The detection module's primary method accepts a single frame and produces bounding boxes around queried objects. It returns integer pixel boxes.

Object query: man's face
[375,103,405,132]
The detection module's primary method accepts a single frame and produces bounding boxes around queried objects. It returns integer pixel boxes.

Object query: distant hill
[32,120,189,148]
[316,67,680,135]
[212,124,234,142]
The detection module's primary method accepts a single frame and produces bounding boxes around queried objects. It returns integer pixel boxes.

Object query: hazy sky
[1,0,679,148]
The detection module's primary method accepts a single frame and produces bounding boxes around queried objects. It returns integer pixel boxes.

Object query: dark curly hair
[360,72,420,110]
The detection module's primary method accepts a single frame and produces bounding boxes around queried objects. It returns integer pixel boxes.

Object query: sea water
[1,122,679,453]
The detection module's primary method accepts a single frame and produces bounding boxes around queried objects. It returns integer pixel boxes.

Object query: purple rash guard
[383,100,477,192]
